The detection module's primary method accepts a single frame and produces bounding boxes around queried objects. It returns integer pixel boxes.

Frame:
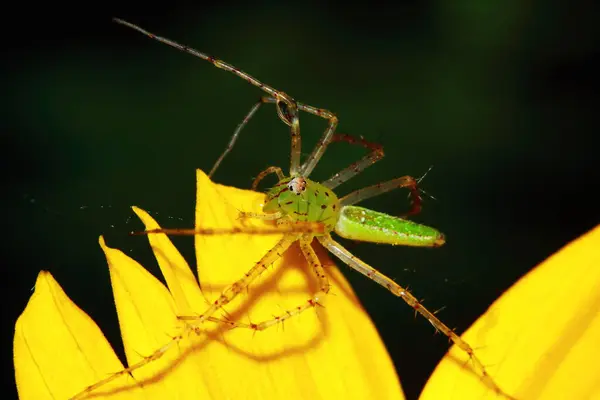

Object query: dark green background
[4,2,599,399]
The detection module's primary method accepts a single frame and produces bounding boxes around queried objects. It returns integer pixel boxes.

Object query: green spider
[71,19,514,400]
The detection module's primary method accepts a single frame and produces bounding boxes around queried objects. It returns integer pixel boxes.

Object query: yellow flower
[13,169,600,400]
[14,170,403,400]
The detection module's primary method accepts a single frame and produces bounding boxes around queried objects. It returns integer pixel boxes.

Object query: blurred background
[3,2,599,399]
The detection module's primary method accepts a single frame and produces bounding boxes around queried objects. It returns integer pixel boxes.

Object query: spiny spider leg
[113,19,342,178]
[133,222,325,236]
[238,211,284,221]
[178,235,330,332]
[252,133,384,190]
[191,235,299,324]
[112,19,281,98]
[112,18,302,175]
[339,176,422,218]
[209,96,276,177]
[207,96,340,179]
[321,133,385,189]
[320,133,422,217]
[318,234,515,400]
[296,103,339,178]
[254,132,384,192]
[252,166,285,191]
[70,235,299,400]
[245,133,385,194]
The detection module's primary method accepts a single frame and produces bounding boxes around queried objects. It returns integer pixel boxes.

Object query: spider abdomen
[334,206,445,247]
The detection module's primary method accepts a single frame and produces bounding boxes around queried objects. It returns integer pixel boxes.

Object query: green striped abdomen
[334,206,445,247]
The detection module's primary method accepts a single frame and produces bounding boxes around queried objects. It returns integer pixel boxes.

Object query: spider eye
[287,177,307,195]
[276,100,297,126]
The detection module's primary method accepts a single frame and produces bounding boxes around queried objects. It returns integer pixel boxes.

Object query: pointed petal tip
[35,269,52,282]
[197,169,220,193]
[131,205,145,218]
[31,270,57,297]
[132,206,161,231]
[196,168,209,180]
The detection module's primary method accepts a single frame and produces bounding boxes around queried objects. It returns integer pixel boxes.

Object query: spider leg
[112,19,303,175]
[251,166,285,191]
[321,134,385,189]
[296,103,338,177]
[183,235,330,331]
[318,234,515,400]
[133,222,325,236]
[339,175,422,218]
[70,235,297,400]
[209,96,276,177]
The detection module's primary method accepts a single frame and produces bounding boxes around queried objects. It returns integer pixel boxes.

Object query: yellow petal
[15,169,405,400]
[421,225,600,400]
[101,236,208,398]
[13,271,142,400]
[130,206,205,315]
[101,169,404,398]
